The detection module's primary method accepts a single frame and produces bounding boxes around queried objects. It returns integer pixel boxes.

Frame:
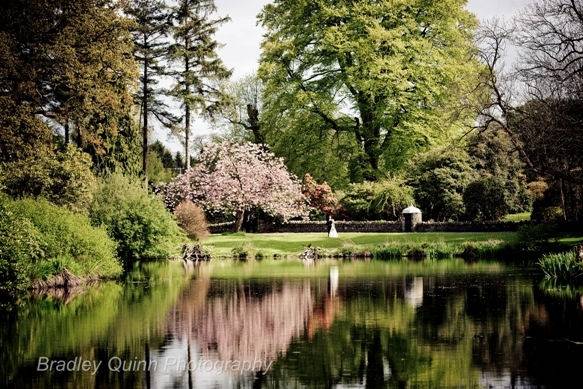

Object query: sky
[157,0,536,152]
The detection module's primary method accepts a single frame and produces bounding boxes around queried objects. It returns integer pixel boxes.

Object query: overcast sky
[158,0,536,152]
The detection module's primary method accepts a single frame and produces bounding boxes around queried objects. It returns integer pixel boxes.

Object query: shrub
[535,206,565,223]
[468,127,532,214]
[0,196,120,298]
[517,224,561,246]
[409,150,475,221]
[302,173,339,216]
[463,177,510,221]
[371,240,507,261]
[231,243,257,261]
[538,251,583,283]
[461,240,506,260]
[174,201,209,240]
[340,178,413,220]
[0,146,97,212]
[338,183,374,220]
[147,151,174,184]
[90,174,184,261]
[0,197,43,299]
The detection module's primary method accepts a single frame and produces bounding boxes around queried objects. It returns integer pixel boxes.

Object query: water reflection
[2,260,583,388]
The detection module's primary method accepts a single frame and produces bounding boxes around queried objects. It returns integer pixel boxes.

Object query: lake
[2,259,583,388]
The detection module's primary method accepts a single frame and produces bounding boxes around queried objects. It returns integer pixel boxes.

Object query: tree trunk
[184,34,191,169]
[362,137,381,180]
[75,119,82,147]
[64,119,69,145]
[234,210,245,232]
[185,104,190,169]
[142,36,149,180]
[246,103,264,144]
[560,178,567,221]
[356,97,383,180]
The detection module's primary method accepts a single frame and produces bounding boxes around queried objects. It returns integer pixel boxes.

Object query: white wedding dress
[328,221,338,238]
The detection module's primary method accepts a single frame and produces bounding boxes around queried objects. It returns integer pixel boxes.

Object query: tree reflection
[4,262,583,388]
[170,277,315,371]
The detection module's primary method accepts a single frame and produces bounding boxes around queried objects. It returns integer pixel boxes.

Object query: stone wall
[257,220,402,233]
[414,221,529,232]
[209,222,236,234]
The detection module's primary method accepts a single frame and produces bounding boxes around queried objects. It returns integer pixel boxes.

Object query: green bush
[0,198,43,298]
[463,177,510,221]
[340,178,413,220]
[517,224,561,246]
[9,198,121,280]
[409,150,475,221]
[534,206,565,224]
[371,240,507,261]
[0,146,97,212]
[90,174,184,261]
[147,151,174,184]
[538,251,583,283]
[0,196,120,299]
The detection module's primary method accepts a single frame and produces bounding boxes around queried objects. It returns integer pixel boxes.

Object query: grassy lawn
[204,232,521,257]
[503,212,531,222]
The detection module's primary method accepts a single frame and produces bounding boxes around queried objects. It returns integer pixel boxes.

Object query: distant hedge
[210,220,532,234]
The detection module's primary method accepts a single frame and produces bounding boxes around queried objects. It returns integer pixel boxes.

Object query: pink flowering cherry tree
[165,141,309,231]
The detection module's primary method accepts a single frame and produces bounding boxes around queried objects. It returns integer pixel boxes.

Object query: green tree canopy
[259,0,481,180]
[409,150,475,221]
[0,0,139,172]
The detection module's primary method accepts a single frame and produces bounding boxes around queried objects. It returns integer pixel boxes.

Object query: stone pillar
[402,205,422,232]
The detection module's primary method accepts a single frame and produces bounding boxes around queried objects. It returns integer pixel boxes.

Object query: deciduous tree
[259,0,481,179]
[165,142,308,231]
[221,74,265,144]
[476,3,583,221]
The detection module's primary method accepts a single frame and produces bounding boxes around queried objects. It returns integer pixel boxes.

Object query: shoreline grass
[203,232,583,261]
[538,251,583,283]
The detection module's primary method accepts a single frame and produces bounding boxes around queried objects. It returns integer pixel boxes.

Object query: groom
[326,214,332,235]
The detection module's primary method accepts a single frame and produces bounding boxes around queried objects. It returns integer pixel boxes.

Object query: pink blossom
[165,142,309,220]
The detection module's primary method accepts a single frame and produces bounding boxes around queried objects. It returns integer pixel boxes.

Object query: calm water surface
[2,259,583,388]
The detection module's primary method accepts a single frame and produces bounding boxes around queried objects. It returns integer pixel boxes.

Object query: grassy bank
[0,197,121,299]
[204,232,583,260]
[0,174,185,302]
[205,232,514,258]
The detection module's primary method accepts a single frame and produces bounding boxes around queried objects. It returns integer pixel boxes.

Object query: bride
[328,217,338,238]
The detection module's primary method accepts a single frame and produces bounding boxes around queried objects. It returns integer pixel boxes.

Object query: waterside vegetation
[204,231,583,261]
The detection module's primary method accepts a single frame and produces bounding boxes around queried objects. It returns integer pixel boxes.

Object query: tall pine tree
[126,0,178,177]
[169,0,231,169]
